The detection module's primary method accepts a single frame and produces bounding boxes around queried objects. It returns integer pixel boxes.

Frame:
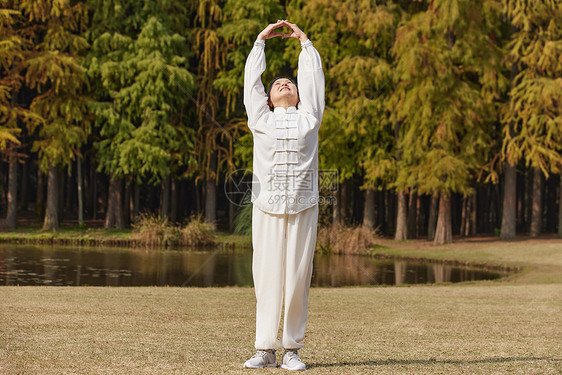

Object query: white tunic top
[244,38,325,214]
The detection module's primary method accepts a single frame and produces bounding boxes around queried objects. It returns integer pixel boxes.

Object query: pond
[0,245,508,287]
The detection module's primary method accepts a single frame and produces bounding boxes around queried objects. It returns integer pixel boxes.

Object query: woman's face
[269,78,299,108]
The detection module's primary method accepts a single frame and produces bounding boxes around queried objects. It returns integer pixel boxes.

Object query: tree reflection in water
[0,245,506,287]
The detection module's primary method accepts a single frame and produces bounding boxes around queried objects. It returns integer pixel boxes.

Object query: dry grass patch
[317,223,380,254]
[1,284,560,374]
[132,214,216,248]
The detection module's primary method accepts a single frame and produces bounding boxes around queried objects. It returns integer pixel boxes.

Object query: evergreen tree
[191,0,225,224]
[86,1,195,228]
[284,0,399,226]
[390,0,505,244]
[0,6,24,230]
[501,0,562,237]
[9,0,91,231]
[214,0,285,223]
[0,8,24,150]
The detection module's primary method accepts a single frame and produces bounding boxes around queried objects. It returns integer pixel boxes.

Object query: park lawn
[0,239,561,374]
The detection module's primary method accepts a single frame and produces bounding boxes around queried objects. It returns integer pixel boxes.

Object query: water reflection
[0,245,506,287]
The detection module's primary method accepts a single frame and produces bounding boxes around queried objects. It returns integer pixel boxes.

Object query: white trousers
[251,203,319,350]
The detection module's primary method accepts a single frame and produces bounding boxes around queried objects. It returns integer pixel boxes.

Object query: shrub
[133,213,216,247]
[181,215,217,247]
[233,204,252,236]
[316,223,380,254]
[132,213,181,247]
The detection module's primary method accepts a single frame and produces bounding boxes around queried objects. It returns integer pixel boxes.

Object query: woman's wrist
[299,34,309,43]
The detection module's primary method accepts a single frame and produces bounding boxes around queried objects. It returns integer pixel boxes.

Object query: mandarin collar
[273,106,297,114]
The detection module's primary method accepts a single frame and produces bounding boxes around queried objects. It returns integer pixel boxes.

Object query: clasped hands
[257,20,308,43]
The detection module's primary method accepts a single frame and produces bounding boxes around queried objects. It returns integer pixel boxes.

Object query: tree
[214,0,285,225]
[11,0,91,231]
[87,2,196,228]
[501,0,562,237]
[191,0,225,225]
[285,0,398,228]
[0,7,24,230]
[390,0,504,244]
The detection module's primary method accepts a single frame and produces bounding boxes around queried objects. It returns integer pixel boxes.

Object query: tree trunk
[104,176,124,229]
[36,169,45,217]
[394,191,408,240]
[204,176,216,225]
[387,191,396,235]
[65,165,72,212]
[123,179,131,226]
[195,181,202,215]
[407,191,417,238]
[160,176,170,219]
[43,166,59,231]
[545,176,557,232]
[58,169,64,224]
[377,189,385,233]
[18,158,29,211]
[4,157,17,230]
[461,195,475,237]
[204,152,217,224]
[524,168,532,231]
[530,167,543,237]
[434,194,452,245]
[77,156,84,227]
[339,181,349,224]
[133,183,140,221]
[89,162,97,220]
[228,182,235,232]
[363,188,375,230]
[170,179,178,223]
[332,187,341,225]
[470,194,477,236]
[558,174,562,237]
[427,193,438,241]
[57,168,65,223]
[460,196,468,237]
[500,162,517,239]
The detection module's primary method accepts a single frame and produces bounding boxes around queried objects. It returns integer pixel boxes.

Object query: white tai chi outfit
[244,38,325,350]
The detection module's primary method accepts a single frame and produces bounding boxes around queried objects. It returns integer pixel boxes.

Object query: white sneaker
[281,350,306,371]
[243,349,277,369]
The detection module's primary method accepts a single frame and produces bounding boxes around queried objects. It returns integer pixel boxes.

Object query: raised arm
[243,40,268,129]
[297,39,325,123]
[281,21,325,123]
[244,21,286,129]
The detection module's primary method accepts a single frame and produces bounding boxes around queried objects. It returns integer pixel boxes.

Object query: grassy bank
[370,237,562,284]
[0,227,247,248]
[1,284,560,374]
[0,227,135,247]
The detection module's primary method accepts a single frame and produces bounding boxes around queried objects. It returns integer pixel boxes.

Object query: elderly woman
[243,20,325,371]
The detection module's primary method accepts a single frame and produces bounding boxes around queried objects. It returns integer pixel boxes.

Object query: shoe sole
[244,363,278,369]
[281,364,306,371]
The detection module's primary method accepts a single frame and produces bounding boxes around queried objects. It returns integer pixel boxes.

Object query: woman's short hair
[266,76,299,111]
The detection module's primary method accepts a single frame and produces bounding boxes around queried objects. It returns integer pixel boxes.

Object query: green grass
[0,226,245,248]
[1,238,561,374]
[0,227,135,247]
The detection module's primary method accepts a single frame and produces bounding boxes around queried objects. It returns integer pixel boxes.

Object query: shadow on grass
[308,356,560,369]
